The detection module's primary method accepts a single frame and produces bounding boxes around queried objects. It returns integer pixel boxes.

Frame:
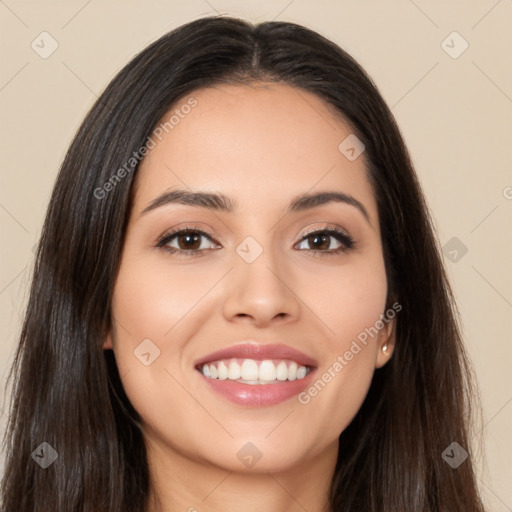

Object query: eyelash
[155,225,356,258]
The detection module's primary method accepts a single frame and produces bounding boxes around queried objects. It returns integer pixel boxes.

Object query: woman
[1,15,486,512]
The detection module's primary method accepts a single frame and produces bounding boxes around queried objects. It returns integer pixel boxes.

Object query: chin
[199,434,320,474]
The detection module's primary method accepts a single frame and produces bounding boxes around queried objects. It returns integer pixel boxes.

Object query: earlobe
[102,334,113,350]
[375,319,396,368]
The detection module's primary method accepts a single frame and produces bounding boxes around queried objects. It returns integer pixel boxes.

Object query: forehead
[133,82,377,226]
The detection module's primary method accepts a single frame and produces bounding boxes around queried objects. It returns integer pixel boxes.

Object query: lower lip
[198,370,316,407]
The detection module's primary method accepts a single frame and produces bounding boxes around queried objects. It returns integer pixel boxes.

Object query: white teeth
[276,361,288,381]
[259,360,277,381]
[241,359,259,381]
[296,365,307,379]
[288,361,298,381]
[217,361,228,380]
[200,358,310,383]
[228,361,241,380]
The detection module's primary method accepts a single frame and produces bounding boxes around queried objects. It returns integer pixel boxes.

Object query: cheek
[108,257,186,383]
[108,253,228,412]
[108,258,206,452]
[302,253,388,346]
[294,254,387,427]
[111,256,219,343]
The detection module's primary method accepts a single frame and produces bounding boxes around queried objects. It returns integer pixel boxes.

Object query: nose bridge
[222,233,300,324]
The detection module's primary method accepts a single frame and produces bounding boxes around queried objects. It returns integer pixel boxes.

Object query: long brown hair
[1,15,486,511]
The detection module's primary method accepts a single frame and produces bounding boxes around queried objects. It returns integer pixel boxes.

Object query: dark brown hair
[1,15,486,511]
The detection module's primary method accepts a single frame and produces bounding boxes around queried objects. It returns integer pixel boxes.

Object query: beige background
[1,1,511,509]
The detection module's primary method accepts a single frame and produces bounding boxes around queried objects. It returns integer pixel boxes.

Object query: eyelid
[155,225,219,249]
[298,223,352,240]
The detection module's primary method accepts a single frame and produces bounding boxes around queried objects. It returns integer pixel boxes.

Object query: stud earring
[382,343,388,353]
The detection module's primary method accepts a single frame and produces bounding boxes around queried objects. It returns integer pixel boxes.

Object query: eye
[155,225,355,257]
[295,227,355,255]
[156,228,219,256]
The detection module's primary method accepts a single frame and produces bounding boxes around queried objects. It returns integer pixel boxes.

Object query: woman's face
[104,83,395,473]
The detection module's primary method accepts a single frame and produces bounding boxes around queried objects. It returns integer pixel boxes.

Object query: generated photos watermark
[298,301,402,405]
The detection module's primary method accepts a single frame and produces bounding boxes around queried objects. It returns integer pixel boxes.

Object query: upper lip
[194,342,318,368]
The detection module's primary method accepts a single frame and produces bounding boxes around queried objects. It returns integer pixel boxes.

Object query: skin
[103,83,396,512]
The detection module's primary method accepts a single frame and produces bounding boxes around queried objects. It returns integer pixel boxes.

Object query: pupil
[311,234,328,250]
[180,233,200,250]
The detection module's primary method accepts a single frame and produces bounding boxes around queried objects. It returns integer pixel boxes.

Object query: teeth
[288,361,297,381]
[296,365,307,379]
[228,361,241,380]
[200,358,311,383]
[276,361,288,381]
[217,361,228,380]
[259,360,276,381]
[241,359,259,380]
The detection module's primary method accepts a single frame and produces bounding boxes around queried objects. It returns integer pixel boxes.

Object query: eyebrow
[141,188,371,225]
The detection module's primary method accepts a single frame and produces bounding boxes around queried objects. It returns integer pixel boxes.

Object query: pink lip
[194,342,318,407]
[200,372,317,407]
[194,342,318,368]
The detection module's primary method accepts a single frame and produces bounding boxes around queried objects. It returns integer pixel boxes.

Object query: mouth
[194,342,318,407]
[198,358,312,384]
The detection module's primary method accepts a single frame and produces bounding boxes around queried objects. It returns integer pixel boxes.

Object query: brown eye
[295,228,355,255]
[306,233,331,250]
[156,229,219,255]
[175,232,202,250]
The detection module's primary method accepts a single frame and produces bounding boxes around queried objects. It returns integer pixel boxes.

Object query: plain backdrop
[1,1,511,510]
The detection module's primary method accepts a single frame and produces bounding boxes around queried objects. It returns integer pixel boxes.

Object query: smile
[194,342,317,406]
[198,358,312,384]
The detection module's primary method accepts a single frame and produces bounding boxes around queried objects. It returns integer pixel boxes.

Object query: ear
[102,333,114,350]
[375,317,396,369]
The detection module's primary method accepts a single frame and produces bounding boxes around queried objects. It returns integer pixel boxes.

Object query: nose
[222,247,301,328]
